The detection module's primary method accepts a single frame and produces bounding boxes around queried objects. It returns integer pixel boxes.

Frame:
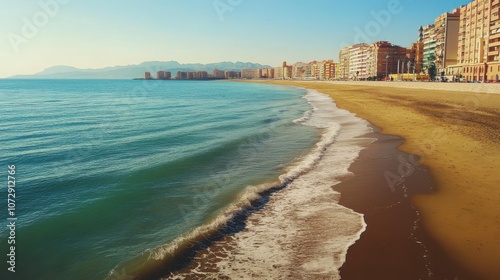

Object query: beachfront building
[273,66,283,80]
[348,43,370,80]
[260,68,274,79]
[175,71,187,80]
[311,61,321,79]
[212,69,225,79]
[289,60,335,80]
[156,71,171,80]
[457,0,490,82]
[366,41,409,79]
[406,43,417,70]
[337,47,350,80]
[487,0,500,81]
[280,61,293,80]
[195,71,208,80]
[413,41,425,74]
[224,70,240,79]
[156,71,165,80]
[292,62,310,79]
[241,69,261,79]
[422,24,436,73]
[434,9,461,75]
[319,60,335,80]
[453,0,500,81]
[144,72,153,80]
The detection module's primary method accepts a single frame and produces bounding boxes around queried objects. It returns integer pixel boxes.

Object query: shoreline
[162,88,374,279]
[244,80,500,279]
[335,125,474,279]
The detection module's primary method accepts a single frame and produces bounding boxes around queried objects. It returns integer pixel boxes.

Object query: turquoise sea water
[0,80,319,280]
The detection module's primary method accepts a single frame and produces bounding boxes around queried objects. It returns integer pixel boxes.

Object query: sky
[0,0,467,78]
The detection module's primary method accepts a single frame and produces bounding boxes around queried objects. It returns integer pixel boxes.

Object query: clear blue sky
[0,0,467,78]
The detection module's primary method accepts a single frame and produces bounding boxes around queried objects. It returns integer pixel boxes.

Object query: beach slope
[250,80,500,279]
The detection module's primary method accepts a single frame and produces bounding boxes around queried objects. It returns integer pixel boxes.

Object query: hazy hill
[8,61,272,79]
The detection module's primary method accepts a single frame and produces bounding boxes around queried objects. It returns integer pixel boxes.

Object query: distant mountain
[8,61,273,79]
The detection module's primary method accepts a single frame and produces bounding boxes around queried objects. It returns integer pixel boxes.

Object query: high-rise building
[144,72,152,80]
[487,0,500,81]
[319,60,335,80]
[212,69,225,79]
[176,71,187,80]
[337,47,350,79]
[156,71,171,80]
[434,9,461,75]
[273,66,283,80]
[414,41,425,74]
[349,43,370,80]
[241,69,261,79]
[281,61,292,80]
[195,71,208,80]
[292,62,309,79]
[455,0,500,81]
[263,68,274,79]
[224,71,241,79]
[310,61,320,79]
[366,41,409,79]
[422,24,436,72]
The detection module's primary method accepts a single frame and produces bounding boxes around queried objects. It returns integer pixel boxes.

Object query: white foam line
[167,88,375,279]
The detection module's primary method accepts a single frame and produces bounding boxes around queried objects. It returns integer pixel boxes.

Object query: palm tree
[428,63,437,81]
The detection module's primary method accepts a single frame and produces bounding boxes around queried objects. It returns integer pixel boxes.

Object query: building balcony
[490,40,500,47]
[491,32,500,40]
[488,49,500,56]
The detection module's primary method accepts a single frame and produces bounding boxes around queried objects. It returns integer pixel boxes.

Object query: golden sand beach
[250,80,500,279]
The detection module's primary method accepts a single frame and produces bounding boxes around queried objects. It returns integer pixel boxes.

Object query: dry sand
[249,80,500,279]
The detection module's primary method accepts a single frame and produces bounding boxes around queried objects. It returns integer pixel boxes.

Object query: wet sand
[335,126,474,280]
[249,80,500,279]
[162,88,373,279]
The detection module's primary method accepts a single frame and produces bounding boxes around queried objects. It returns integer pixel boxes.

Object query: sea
[0,79,371,280]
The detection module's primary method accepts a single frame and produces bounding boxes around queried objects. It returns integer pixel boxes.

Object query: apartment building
[260,68,274,79]
[156,71,171,80]
[413,41,425,73]
[488,0,500,81]
[348,43,370,80]
[224,70,241,79]
[292,62,310,79]
[455,0,500,81]
[273,66,283,80]
[175,71,187,80]
[319,60,336,80]
[422,24,436,72]
[212,69,225,79]
[241,69,262,79]
[366,41,409,78]
[434,9,461,75]
[337,47,350,79]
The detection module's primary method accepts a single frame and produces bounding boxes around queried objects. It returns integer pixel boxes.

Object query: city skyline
[1,0,467,78]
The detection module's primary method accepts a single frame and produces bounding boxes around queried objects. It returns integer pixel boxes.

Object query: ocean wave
[107,88,374,280]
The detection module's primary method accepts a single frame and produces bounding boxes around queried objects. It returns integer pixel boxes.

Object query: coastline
[335,125,474,279]
[161,88,374,279]
[245,80,500,279]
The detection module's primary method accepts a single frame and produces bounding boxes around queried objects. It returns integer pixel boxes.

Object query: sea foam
[156,89,375,279]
